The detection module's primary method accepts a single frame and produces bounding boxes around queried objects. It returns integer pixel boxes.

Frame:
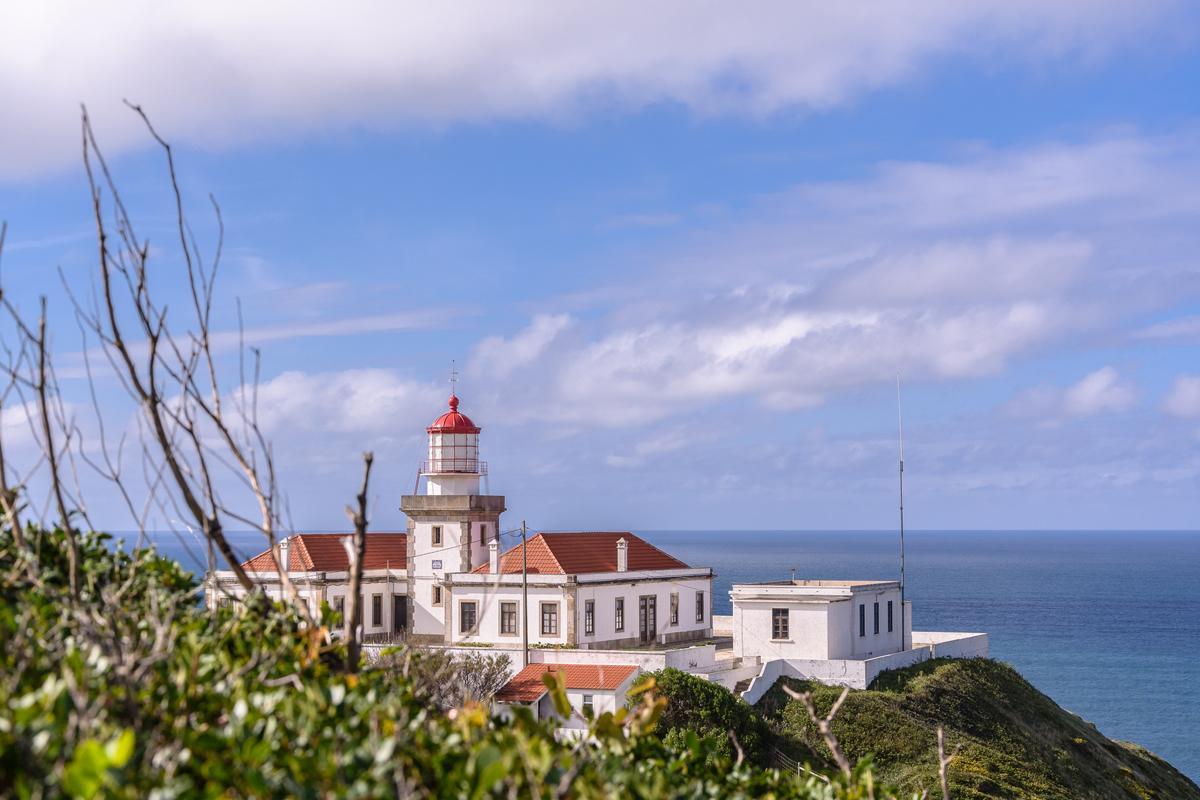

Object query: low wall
[912,632,989,659]
[739,631,989,702]
[740,659,785,705]
[712,615,733,636]
[861,646,931,687]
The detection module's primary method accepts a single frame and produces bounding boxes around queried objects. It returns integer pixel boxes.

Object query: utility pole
[521,520,529,668]
[897,375,907,651]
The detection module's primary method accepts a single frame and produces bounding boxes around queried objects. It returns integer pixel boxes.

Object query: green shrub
[0,526,896,798]
[638,667,775,766]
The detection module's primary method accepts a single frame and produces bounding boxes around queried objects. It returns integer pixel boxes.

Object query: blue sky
[1,2,1199,531]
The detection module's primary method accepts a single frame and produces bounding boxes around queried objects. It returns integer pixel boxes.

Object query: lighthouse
[401,392,506,643]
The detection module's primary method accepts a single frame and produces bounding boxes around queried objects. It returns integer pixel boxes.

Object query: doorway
[638,595,657,644]
[393,595,407,634]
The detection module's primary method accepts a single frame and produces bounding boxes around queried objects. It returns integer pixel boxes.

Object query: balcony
[420,458,488,475]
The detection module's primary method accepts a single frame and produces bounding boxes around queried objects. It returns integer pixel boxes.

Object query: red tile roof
[242,533,407,572]
[473,531,689,575]
[496,663,639,703]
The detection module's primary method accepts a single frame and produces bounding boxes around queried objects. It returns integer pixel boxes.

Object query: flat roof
[735,579,898,588]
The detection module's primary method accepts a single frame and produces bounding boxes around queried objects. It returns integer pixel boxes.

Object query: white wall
[734,601,830,660]
[207,572,406,636]
[411,518,499,637]
[842,587,904,659]
[732,585,904,662]
[574,578,712,647]
[739,630,991,701]
[448,582,570,646]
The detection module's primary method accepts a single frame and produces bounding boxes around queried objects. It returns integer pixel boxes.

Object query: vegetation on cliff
[756,658,1200,800]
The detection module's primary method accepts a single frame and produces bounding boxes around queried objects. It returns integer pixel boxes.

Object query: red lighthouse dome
[427,394,481,434]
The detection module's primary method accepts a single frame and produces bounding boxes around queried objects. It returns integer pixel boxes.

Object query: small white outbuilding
[731,579,988,695]
[731,580,910,662]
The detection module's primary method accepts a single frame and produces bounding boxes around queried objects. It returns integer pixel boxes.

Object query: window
[460,601,477,633]
[859,604,866,637]
[888,600,894,633]
[501,602,518,635]
[696,591,705,622]
[582,695,594,717]
[432,525,442,547]
[584,600,595,636]
[771,608,789,640]
[541,603,559,636]
[615,597,625,632]
[480,523,488,543]
[372,594,383,627]
[670,593,679,626]
[432,585,443,606]
[873,602,879,635]
[334,596,345,623]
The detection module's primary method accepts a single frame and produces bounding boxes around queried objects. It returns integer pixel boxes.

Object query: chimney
[616,537,628,573]
[277,536,290,572]
[488,537,499,573]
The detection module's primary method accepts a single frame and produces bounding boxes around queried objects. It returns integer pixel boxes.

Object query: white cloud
[244,369,442,438]
[482,236,1094,427]
[1164,375,1200,417]
[471,314,574,380]
[1008,366,1138,419]
[1062,367,1137,416]
[1135,315,1200,340]
[0,1,1186,178]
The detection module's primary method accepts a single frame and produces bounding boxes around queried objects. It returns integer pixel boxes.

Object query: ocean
[640,530,1200,782]
[148,528,1200,781]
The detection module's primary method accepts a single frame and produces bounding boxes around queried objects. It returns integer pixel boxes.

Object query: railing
[420,459,487,475]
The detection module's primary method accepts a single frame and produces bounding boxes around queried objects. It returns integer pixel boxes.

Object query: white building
[731,580,911,662]
[494,663,641,733]
[204,390,991,708]
[206,393,713,652]
[449,531,713,649]
[205,532,408,640]
[731,579,989,697]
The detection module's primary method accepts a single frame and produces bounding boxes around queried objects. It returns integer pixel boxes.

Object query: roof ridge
[530,532,566,573]
[621,531,689,569]
[290,534,315,570]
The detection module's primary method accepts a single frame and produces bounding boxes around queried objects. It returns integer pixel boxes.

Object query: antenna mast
[896,375,907,649]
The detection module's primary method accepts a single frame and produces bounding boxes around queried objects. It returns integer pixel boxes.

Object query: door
[639,595,657,644]
[393,595,407,633]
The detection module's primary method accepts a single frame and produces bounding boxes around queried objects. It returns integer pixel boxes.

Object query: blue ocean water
[147,529,1200,780]
[640,530,1200,781]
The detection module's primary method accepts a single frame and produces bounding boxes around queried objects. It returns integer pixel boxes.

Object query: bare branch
[937,726,961,800]
[785,684,853,779]
[344,452,374,673]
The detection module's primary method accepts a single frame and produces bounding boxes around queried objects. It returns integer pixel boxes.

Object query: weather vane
[449,360,458,395]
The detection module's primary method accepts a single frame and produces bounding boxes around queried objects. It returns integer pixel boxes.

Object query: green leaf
[62,740,108,799]
[542,671,572,719]
[106,729,135,767]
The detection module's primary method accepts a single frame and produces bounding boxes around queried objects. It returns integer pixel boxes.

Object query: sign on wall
[432,560,443,570]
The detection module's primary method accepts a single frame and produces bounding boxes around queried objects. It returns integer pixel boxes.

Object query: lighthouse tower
[401,393,506,643]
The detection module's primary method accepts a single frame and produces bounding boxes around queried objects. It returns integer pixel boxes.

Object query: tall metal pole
[896,375,907,650]
[521,520,529,668]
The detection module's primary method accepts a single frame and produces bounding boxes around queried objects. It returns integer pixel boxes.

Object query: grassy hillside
[757,658,1200,800]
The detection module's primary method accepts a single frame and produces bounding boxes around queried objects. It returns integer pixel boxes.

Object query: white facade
[206,567,408,638]
[408,517,499,637]
[732,580,908,661]
[731,579,989,694]
[445,569,713,649]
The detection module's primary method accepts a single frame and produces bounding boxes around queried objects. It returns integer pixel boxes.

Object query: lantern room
[422,394,486,495]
